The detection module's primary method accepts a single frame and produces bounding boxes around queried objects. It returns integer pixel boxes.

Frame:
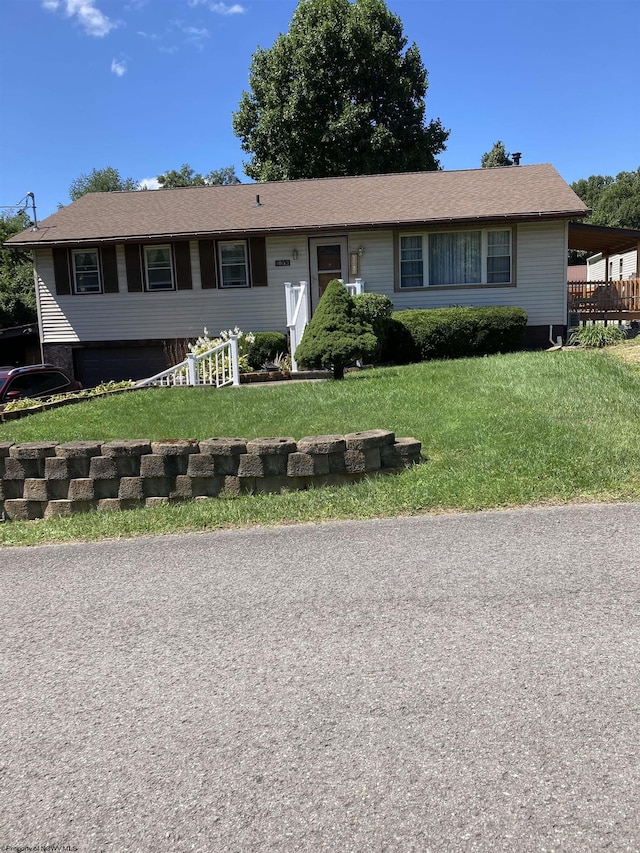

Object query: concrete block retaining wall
[0,430,422,521]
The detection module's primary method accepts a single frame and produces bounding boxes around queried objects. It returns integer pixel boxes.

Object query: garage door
[74,345,167,388]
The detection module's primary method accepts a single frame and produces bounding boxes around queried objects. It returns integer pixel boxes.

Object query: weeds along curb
[0,387,137,422]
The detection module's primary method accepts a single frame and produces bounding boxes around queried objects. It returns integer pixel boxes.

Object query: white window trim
[218,240,250,288]
[72,248,102,294]
[144,244,175,292]
[398,227,513,289]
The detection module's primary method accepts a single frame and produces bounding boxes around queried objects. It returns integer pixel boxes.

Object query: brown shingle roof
[6,164,588,247]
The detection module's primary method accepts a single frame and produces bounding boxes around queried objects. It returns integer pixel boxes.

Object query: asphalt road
[1,503,640,853]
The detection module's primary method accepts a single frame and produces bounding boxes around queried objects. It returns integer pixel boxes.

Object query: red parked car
[0,364,82,404]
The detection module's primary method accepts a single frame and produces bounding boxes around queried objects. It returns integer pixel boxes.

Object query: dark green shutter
[173,242,192,290]
[249,237,268,286]
[198,240,217,289]
[52,247,71,295]
[125,244,143,292]
[101,245,119,293]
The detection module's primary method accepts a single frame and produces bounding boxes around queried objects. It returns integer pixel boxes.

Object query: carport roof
[568,222,640,256]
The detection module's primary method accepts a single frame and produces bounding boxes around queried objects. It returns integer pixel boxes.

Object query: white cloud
[182,25,209,37]
[209,2,246,14]
[174,21,209,48]
[42,0,117,37]
[138,178,161,190]
[111,58,127,76]
[188,0,246,12]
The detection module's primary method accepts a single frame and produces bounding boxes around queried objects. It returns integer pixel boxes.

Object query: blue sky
[1,0,639,220]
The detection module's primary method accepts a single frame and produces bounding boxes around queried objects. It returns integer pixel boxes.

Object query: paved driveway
[2,503,640,852]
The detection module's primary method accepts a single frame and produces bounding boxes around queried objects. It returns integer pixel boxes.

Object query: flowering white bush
[187,327,255,378]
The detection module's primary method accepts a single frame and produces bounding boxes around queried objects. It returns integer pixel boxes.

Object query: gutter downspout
[549,325,563,348]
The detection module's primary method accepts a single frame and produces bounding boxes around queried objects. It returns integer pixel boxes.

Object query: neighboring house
[5,164,589,385]
[587,248,639,282]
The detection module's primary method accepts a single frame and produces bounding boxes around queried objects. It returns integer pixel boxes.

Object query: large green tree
[0,212,37,328]
[232,0,449,181]
[480,141,513,168]
[157,164,241,188]
[571,168,640,229]
[69,166,139,201]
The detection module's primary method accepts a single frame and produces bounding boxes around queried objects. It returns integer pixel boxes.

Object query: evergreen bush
[295,280,378,379]
[391,306,527,361]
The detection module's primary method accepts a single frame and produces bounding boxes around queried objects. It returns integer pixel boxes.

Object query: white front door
[309,237,348,312]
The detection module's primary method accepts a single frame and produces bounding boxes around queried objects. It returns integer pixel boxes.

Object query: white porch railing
[285,281,309,372]
[342,278,365,296]
[136,336,240,388]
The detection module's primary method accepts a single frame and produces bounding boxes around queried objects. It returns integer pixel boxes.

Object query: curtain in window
[429,232,481,286]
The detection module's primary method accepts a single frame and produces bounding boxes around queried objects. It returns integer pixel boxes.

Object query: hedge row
[387,306,528,362]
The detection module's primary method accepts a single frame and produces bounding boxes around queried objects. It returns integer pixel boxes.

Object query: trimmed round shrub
[247,331,289,369]
[294,279,378,379]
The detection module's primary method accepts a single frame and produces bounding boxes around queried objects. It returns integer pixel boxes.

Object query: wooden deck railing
[568,279,640,316]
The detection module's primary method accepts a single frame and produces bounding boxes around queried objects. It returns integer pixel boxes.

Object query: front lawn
[2,349,640,546]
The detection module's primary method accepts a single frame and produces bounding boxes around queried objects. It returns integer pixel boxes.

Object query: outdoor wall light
[358,246,364,257]
[292,248,299,260]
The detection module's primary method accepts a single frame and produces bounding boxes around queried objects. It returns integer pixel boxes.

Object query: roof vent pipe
[255,194,262,206]
[512,152,522,166]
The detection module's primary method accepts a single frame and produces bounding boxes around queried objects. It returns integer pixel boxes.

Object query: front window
[73,250,101,294]
[144,245,174,291]
[219,241,249,288]
[398,228,512,288]
[400,235,424,288]
[486,230,511,283]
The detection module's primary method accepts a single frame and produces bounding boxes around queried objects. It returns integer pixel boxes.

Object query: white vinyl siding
[34,241,288,343]
[587,249,638,281]
[34,222,570,346]
[356,223,567,326]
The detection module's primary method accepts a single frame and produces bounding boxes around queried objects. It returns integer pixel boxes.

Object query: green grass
[3,349,640,546]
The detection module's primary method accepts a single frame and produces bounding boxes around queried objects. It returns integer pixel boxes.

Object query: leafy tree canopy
[157,164,241,188]
[481,141,513,168]
[571,168,640,229]
[69,166,138,201]
[232,0,449,181]
[0,212,37,328]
